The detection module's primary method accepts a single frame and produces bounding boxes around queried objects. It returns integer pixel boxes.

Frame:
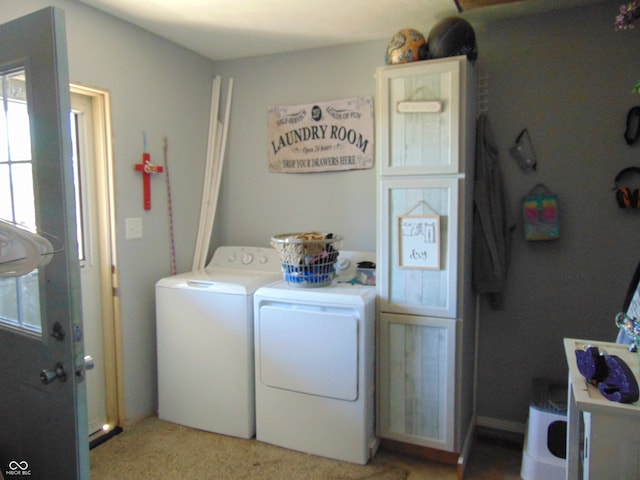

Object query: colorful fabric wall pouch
[523,184,559,241]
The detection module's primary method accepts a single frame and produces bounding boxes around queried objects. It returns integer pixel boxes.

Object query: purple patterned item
[575,346,608,383]
[598,354,639,403]
[575,346,639,404]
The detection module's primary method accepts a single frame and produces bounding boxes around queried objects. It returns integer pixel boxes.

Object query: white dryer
[155,246,281,438]
[253,251,378,465]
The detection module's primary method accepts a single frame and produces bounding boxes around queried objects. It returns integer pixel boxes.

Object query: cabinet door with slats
[376,57,464,176]
[378,176,460,318]
[377,313,456,451]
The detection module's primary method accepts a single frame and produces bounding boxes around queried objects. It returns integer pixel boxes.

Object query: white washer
[155,246,281,438]
[253,251,378,464]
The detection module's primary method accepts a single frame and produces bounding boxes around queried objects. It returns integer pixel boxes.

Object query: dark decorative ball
[427,17,478,62]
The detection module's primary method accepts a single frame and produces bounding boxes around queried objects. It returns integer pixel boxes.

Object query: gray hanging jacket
[472,114,514,307]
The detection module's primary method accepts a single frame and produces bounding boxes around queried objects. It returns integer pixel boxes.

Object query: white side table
[564,338,640,479]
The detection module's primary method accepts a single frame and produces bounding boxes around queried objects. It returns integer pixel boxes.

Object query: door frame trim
[70,83,124,436]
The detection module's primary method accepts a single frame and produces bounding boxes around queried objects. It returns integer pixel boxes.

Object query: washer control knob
[259,256,268,264]
[228,254,237,263]
[242,253,254,265]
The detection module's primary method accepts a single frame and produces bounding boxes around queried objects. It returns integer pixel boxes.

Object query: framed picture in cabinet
[398,214,441,270]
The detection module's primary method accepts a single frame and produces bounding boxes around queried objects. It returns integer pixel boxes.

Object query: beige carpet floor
[90,416,523,480]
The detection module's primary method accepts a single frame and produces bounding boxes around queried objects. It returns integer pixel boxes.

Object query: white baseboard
[476,415,526,435]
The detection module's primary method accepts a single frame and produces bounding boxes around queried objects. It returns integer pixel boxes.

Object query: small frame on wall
[398,215,441,270]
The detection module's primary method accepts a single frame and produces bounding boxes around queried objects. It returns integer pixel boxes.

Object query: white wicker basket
[271,232,342,287]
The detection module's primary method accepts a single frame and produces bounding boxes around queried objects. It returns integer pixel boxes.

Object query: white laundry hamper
[271,232,341,287]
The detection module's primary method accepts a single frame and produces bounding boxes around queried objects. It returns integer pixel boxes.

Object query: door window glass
[0,68,88,336]
[0,67,42,335]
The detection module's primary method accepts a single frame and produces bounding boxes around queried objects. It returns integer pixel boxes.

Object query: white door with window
[0,7,89,479]
[71,92,109,436]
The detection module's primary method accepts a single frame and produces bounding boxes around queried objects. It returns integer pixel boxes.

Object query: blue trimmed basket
[270,232,342,287]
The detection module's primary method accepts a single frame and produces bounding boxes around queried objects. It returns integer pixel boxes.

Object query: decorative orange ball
[385,28,428,65]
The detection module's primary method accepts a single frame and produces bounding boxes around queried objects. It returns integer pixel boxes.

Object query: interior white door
[71,92,108,436]
[0,7,89,479]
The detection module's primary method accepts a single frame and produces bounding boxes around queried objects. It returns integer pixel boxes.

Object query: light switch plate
[125,217,143,239]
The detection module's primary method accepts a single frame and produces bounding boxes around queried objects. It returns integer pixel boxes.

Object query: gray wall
[473,1,640,427]
[4,0,638,431]
[3,0,216,424]
[210,42,384,253]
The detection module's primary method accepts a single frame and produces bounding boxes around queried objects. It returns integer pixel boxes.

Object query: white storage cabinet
[375,56,477,459]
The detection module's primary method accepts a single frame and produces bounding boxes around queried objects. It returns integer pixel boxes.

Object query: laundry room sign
[267,96,374,173]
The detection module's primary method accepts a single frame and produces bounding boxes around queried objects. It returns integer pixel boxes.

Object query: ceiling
[74,0,607,61]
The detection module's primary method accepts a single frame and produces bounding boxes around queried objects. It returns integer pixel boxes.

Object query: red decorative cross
[134,152,163,210]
